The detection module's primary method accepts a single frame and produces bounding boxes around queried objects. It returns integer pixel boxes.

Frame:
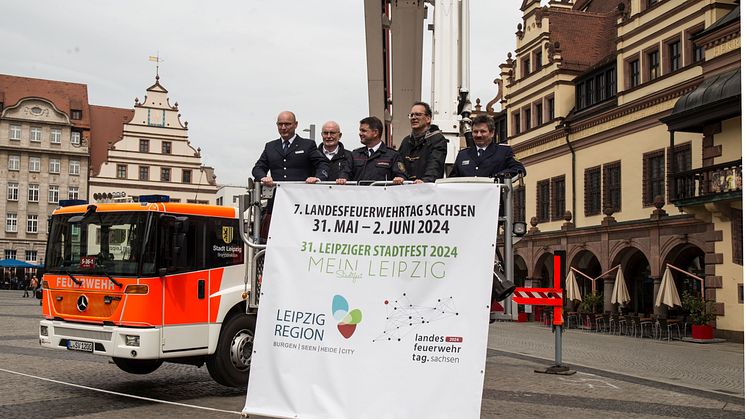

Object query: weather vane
[148,52,164,78]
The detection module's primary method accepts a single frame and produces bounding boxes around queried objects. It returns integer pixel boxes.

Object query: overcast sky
[1,1,521,186]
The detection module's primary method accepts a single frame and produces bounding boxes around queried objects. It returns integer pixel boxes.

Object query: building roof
[573,0,628,13]
[548,8,617,69]
[661,68,741,132]
[89,105,135,176]
[693,5,740,40]
[0,74,91,127]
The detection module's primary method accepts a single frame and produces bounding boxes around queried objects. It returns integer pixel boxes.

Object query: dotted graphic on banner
[372,293,458,342]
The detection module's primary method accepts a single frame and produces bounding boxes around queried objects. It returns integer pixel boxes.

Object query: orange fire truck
[38,195,258,387]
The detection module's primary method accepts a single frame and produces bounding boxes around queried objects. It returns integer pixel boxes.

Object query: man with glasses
[341,116,406,184]
[252,111,328,187]
[317,121,353,181]
[448,114,524,178]
[398,102,448,183]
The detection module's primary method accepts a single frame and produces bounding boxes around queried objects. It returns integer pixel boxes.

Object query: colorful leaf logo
[332,295,362,339]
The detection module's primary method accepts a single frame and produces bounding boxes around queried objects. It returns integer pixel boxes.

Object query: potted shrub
[681,291,716,340]
[579,293,603,314]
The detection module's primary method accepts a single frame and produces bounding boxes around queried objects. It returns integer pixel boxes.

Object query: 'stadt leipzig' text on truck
[38,197,256,387]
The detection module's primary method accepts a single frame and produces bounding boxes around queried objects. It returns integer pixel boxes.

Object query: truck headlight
[125,335,140,347]
[40,325,48,337]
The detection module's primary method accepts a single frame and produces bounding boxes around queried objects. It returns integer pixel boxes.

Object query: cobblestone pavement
[0,291,743,418]
[487,320,744,398]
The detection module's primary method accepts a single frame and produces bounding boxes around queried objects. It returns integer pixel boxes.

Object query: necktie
[477,148,483,157]
[283,141,289,153]
[368,148,374,157]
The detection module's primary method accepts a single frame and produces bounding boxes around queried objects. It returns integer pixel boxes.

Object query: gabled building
[0,75,91,265]
[493,0,741,340]
[89,75,218,204]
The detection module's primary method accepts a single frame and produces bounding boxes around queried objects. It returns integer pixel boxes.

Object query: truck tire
[112,357,163,374]
[207,312,256,388]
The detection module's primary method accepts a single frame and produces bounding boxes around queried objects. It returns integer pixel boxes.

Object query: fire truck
[38,195,257,388]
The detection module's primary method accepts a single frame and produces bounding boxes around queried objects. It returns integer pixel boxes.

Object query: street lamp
[303,124,316,141]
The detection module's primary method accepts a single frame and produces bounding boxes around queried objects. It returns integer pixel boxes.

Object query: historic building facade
[0,75,91,266]
[488,0,741,339]
[88,75,218,204]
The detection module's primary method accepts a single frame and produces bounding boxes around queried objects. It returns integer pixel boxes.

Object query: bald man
[317,121,353,181]
[252,111,328,187]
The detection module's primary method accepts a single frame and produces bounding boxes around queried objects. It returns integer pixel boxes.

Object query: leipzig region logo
[332,295,362,339]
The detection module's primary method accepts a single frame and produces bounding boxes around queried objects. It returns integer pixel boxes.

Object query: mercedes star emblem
[76,294,89,312]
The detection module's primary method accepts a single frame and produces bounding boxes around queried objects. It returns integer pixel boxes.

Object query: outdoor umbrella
[565,271,581,302]
[610,267,631,305]
[655,266,682,308]
[0,259,42,268]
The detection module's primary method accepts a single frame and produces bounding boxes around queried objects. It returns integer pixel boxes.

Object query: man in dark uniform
[398,102,448,183]
[448,114,525,178]
[340,116,406,184]
[251,111,329,186]
[318,120,353,181]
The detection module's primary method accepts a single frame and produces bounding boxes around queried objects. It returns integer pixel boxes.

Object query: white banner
[243,183,500,419]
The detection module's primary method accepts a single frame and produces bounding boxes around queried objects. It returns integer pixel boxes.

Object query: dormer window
[575,64,616,112]
[71,109,82,120]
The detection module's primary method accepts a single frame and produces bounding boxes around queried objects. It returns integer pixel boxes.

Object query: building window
[606,68,616,98]
[5,214,17,233]
[216,197,224,206]
[30,126,42,142]
[523,107,531,131]
[534,48,543,71]
[630,59,640,88]
[739,284,744,304]
[8,155,20,171]
[7,183,18,201]
[672,143,692,172]
[733,208,743,266]
[647,49,659,81]
[669,40,681,72]
[514,185,526,222]
[161,168,171,182]
[50,128,61,144]
[25,250,37,262]
[547,96,555,120]
[29,156,41,172]
[71,131,81,145]
[139,139,150,152]
[162,141,172,154]
[117,164,127,179]
[9,124,21,140]
[643,150,666,206]
[603,162,621,213]
[28,184,39,202]
[68,186,79,200]
[584,166,601,216]
[550,176,566,221]
[693,43,704,63]
[537,179,550,222]
[522,58,530,78]
[4,249,17,259]
[512,112,521,135]
[49,158,60,174]
[27,215,38,233]
[69,159,80,175]
[48,185,59,203]
[70,109,82,120]
[576,64,616,111]
[182,169,192,183]
[535,102,543,126]
[139,166,150,181]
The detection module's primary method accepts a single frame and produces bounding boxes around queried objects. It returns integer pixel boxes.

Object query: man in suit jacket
[448,114,525,178]
[318,120,353,181]
[252,111,329,187]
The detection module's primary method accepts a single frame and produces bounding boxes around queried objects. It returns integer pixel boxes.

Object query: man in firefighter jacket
[317,120,353,181]
[398,101,448,183]
[343,116,406,184]
[252,111,329,186]
[448,114,525,178]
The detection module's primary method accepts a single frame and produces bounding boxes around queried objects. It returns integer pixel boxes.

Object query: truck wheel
[112,357,163,374]
[207,312,256,387]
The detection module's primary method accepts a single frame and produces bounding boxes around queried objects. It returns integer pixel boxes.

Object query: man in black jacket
[251,111,328,186]
[318,120,353,181]
[342,116,406,184]
[448,114,525,178]
[398,102,448,183]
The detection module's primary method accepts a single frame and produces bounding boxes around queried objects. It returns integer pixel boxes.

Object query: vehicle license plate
[67,339,94,352]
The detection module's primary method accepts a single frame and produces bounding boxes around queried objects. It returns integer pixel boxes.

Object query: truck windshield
[46,212,156,277]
